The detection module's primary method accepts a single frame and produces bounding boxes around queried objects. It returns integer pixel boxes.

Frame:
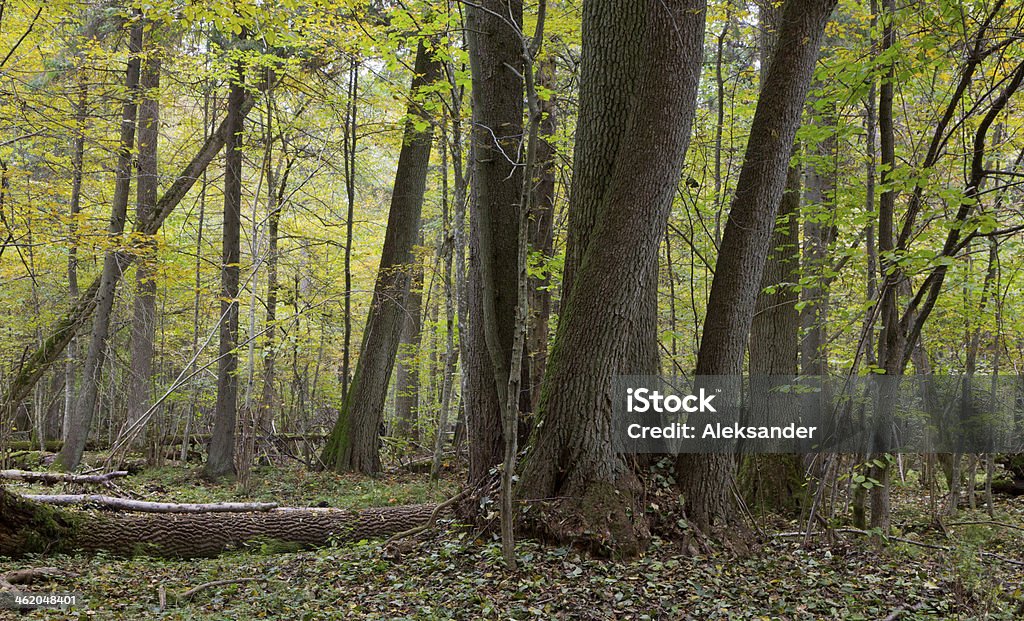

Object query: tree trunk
[740,0,805,516]
[517,0,706,557]
[64,74,88,444]
[56,19,144,471]
[341,59,358,399]
[128,44,161,457]
[0,93,257,427]
[677,0,837,531]
[394,257,424,441]
[320,41,441,474]
[870,0,897,531]
[0,486,437,558]
[800,103,837,378]
[464,0,526,483]
[526,58,557,411]
[204,58,246,480]
[258,155,291,439]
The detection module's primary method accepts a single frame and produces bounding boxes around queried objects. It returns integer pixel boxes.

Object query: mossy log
[0,486,439,558]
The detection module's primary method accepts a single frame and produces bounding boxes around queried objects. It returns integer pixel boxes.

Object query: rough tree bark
[394,256,424,441]
[677,0,838,531]
[741,0,805,515]
[464,0,526,483]
[516,0,706,556]
[320,41,441,474]
[128,40,160,458]
[559,0,658,384]
[526,57,557,410]
[56,18,144,471]
[204,56,246,481]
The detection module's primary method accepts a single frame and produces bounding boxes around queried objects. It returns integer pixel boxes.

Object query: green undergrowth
[0,465,1021,620]
[8,460,459,509]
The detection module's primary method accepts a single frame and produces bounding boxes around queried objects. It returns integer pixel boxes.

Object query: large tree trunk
[56,19,144,471]
[0,486,436,558]
[677,0,837,531]
[464,0,526,484]
[204,58,246,481]
[558,0,659,386]
[516,0,706,557]
[128,45,161,457]
[320,42,441,474]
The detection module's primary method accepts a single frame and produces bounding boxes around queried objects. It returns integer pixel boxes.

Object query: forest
[0,0,1022,617]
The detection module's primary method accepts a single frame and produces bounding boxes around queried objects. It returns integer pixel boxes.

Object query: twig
[947,520,1024,533]
[159,578,266,610]
[772,528,1024,566]
[179,578,265,602]
[383,488,469,546]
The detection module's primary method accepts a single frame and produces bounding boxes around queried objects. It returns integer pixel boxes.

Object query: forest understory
[0,457,1021,620]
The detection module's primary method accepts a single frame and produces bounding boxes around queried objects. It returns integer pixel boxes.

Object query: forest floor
[0,460,1022,620]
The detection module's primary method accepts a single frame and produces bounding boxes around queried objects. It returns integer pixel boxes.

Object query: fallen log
[18,494,278,513]
[4,440,99,453]
[0,470,128,486]
[0,486,441,557]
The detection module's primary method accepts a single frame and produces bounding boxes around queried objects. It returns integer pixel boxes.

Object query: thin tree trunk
[341,59,357,398]
[432,116,459,480]
[64,74,88,444]
[56,18,144,471]
[129,43,161,460]
[677,0,838,531]
[394,256,423,441]
[320,42,441,474]
[870,0,897,531]
[204,56,246,480]
[526,57,556,411]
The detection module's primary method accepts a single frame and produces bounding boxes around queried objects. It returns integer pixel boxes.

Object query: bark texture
[742,0,805,515]
[205,58,246,480]
[677,0,838,530]
[321,42,440,474]
[464,0,526,484]
[128,45,161,456]
[0,487,437,558]
[517,0,706,556]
